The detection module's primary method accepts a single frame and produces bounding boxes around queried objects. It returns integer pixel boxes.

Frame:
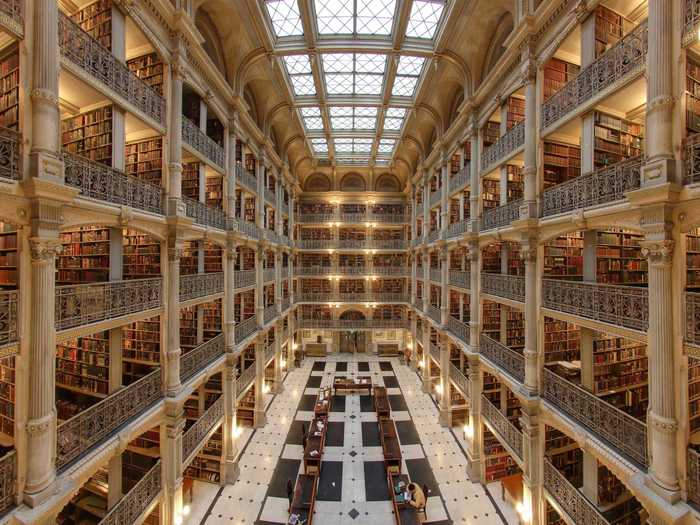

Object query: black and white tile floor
[194,355,513,525]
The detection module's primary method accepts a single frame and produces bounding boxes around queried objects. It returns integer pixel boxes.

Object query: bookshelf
[543,141,581,189]
[182,162,200,200]
[301,228,332,241]
[546,502,565,525]
[125,137,163,186]
[61,105,113,166]
[71,0,112,49]
[482,179,500,211]
[688,228,700,290]
[123,229,160,279]
[128,426,160,459]
[204,243,222,273]
[544,318,580,364]
[543,57,580,102]
[56,333,110,398]
[687,55,700,135]
[593,111,643,169]
[690,357,700,435]
[126,52,165,96]
[596,229,647,286]
[203,300,222,341]
[181,241,198,276]
[506,310,524,352]
[123,316,160,367]
[506,165,523,201]
[0,224,17,290]
[57,227,110,284]
[482,121,500,149]
[0,44,19,130]
[0,356,14,440]
[484,429,520,482]
[186,426,223,484]
[595,5,623,58]
[482,301,500,341]
[206,175,223,209]
[506,97,525,129]
[180,306,198,353]
[481,243,501,273]
[237,385,255,428]
[544,233,583,279]
[244,197,256,223]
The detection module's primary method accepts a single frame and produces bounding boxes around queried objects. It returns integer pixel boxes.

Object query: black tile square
[361,421,381,447]
[306,375,322,388]
[330,395,346,412]
[364,461,390,501]
[396,420,421,446]
[358,361,370,372]
[336,362,348,372]
[267,459,301,498]
[360,395,375,412]
[326,422,344,447]
[312,361,326,371]
[405,458,441,497]
[389,394,408,412]
[285,420,308,445]
[379,361,393,371]
[298,394,316,411]
[383,376,399,389]
[317,461,342,501]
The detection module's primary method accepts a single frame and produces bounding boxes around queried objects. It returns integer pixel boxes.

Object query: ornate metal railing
[295,266,333,276]
[56,278,162,331]
[236,164,257,193]
[543,368,647,467]
[480,334,525,383]
[0,290,17,347]
[369,212,409,224]
[263,268,276,283]
[264,343,276,364]
[338,213,365,223]
[264,187,276,206]
[237,363,256,395]
[281,297,290,311]
[182,396,224,462]
[449,363,470,399]
[449,165,470,193]
[63,152,164,215]
[297,213,337,223]
[180,334,225,383]
[446,221,469,239]
[542,156,642,217]
[263,304,277,324]
[448,316,469,345]
[427,304,441,324]
[0,127,20,181]
[429,190,441,208]
[231,218,261,240]
[100,460,161,525]
[296,292,409,303]
[183,197,226,230]
[235,316,257,343]
[298,239,332,249]
[481,200,522,231]
[430,268,441,283]
[298,319,405,329]
[481,121,525,174]
[686,292,700,347]
[234,269,256,289]
[688,447,700,508]
[481,273,525,302]
[541,20,647,130]
[0,451,15,515]
[372,239,409,250]
[481,395,523,459]
[684,0,700,46]
[57,368,163,469]
[429,343,440,364]
[542,279,648,332]
[58,13,165,126]
[426,229,441,244]
[0,0,22,36]
[449,269,470,290]
[685,132,700,185]
[374,266,409,276]
[181,116,225,169]
[180,272,224,302]
[543,458,608,525]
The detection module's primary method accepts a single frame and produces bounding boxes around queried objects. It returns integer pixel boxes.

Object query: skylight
[284,56,316,96]
[334,137,374,155]
[322,53,386,96]
[301,107,324,130]
[329,107,378,130]
[314,0,397,36]
[265,0,304,38]
[406,0,445,39]
[311,138,329,154]
[392,56,425,97]
[383,107,407,131]
[377,138,397,154]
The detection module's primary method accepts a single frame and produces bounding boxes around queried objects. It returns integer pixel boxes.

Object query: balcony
[429,189,441,208]
[481,121,525,175]
[263,304,277,324]
[63,152,164,215]
[480,334,525,383]
[413,298,423,311]
[686,292,700,347]
[449,363,470,399]
[0,0,22,36]
[295,266,333,277]
[541,20,647,131]
[449,165,469,194]
[263,268,276,283]
[542,156,642,217]
[180,272,224,302]
[297,239,331,250]
[264,187,275,206]
[0,451,15,516]
[264,342,276,364]
[427,304,441,324]
[449,269,470,290]
[374,267,409,277]
[237,363,256,395]
[234,269,255,289]
[55,278,162,332]
[481,200,522,231]
[543,368,647,467]
[281,297,290,311]
[370,212,409,224]
[426,229,441,244]
[542,279,648,332]
[230,218,261,240]
[684,0,700,46]
[447,316,469,345]
[0,127,20,181]
[481,395,523,459]
[372,239,409,250]
[685,133,700,185]
[429,268,441,283]
[298,212,337,224]
[180,334,225,384]
[481,273,525,303]
[101,460,161,525]
[688,447,700,508]
[416,323,423,341]
[57,368,163,469]
[298,319,405,330]
[235,316,257,344]
[183,197,226,230]
[236,164,257,193]
[183,395,223,462]
[181,116,225,170]
[543,458,608,525]
[58,13,165,127]
[296,292,409,303]
[446,221,469,239]
[0,290,17,348]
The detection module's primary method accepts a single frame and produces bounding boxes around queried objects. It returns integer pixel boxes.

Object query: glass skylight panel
[356,0,396,35]
[356,54,386,74]
[356,73,384,95]
[377,138,396,153]
[354,107,378,128]
[311,138,329,153]
[329,107,377,130]
[326,73,354,95]
[284,56,316,96]
[392,75,419,97]
[334,138,353,153]
[396,56,425,76]
[406,0,445,39]
[290,75,317,95]
[301,107,324,130]
[266,0,304,37]
[284,55,312,74]
[315,0,354,34]
[322,53,386,96]
[353,139,373,153]
[329,107,354,129]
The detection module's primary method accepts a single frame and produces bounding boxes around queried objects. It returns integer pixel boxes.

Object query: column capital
[641,240,674,265]
[29,238,62,261]
[520,59,537,86]
[168,236,184,261]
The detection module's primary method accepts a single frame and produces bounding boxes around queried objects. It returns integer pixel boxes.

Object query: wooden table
[374,386,391,419]
[333,376,372,395]
[289,474,317,525]
[388,473,420,525]
[379,418,401,474]
[314,388,332,417]
[303,416,327,475]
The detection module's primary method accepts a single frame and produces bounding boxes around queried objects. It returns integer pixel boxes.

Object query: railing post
[438,333,450,427]
[465,355,484,483]
[221,362,240,484]
[254,333,266,427]
[165,235,182,395]
[521,56,538,219]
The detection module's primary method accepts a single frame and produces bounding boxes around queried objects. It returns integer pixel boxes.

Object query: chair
[417,484,429,521]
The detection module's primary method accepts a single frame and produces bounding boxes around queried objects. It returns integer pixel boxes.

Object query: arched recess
[304,172,332,192]
[374,173,401,192]
[447,90,465,129]
[194,8,227,78]
[243,87,259,128]
[339,309,366,321]
[481,12,514,80]
[339,173,366,192]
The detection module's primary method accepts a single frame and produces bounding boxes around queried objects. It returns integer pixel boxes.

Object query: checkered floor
[196,356,511,525]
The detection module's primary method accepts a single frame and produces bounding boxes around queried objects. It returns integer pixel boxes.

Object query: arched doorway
[339,310,366,353]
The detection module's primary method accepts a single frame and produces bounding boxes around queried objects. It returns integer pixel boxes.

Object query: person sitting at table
[407,483,427,522]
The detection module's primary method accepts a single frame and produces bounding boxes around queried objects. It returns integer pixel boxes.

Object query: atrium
[0,1,694,525]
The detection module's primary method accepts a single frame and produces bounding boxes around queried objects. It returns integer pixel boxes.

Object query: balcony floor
[190,355,513,525]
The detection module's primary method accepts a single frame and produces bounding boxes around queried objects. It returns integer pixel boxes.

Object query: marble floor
[187,355,515,525]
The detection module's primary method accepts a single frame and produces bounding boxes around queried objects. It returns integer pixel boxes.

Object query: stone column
[468,245,481,351]
[410,314,418,371]
[521,58,538,216]
[224,240,237,354]
[227,116,239,220]
[440,157,449,235]
[438,333,450,426]
[256,156,266,227]
[421,322,431,393]
[520,404,544,525]
[274,320,284,393]
[165,235,182,395]
[422,179,430,238]
[275,250,282,314]
[254,334,266,427]
[440,247,449,325]
[161,405,185,525]
[521,237,539,395]
[168,56,185,215]
[287,313,296,369]
[410,184,417,241]
[221,361,240,483]
[465,355,484,483]
[255,246,264,326]
[579,13,597,174]
[422,251,430,312]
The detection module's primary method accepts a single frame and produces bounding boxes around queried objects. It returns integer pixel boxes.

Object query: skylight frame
[329,106,379,131]
[405,0,446,41]
[322,53,387,97]
[283,55,317,97]
[264,0,305,38]
[313,0,399,38]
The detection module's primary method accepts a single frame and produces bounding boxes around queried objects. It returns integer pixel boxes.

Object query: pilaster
[161,405,185,525]
[165,234,183,396]
[520,236,539,396]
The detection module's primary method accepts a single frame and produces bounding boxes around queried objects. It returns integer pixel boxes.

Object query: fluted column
[438,333,450,426]
[168,57,185,214]
[287,313,296,369]
[521,238,538,395]
[520,405,544,525]
[221,362,240,483]
[642,237,680,501]
[410,314,418,371]
[410,253,417,305]
[227,116,239,220]
[465,355,484,482]
[521,59,538,216]
[254,334,266,427]
[440,157,449,235]
[165,235,182,395]
[255,246,264,326]
[468,245,481,351]
[24,237,62,505]
[275,249,282,314]
[409,184,416,242]
[422,251,430,312]
[161,406,185,525]
[440,246,449,325]
[224,240,237,354]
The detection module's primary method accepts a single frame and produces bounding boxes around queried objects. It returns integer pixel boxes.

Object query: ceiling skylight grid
[300,107,324,130]
[265,0,304,37]
[283,55,316,96]
[314,0,397,36]
[405,0,445,39]
[329,106,378,130]
[322,53,386,96]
